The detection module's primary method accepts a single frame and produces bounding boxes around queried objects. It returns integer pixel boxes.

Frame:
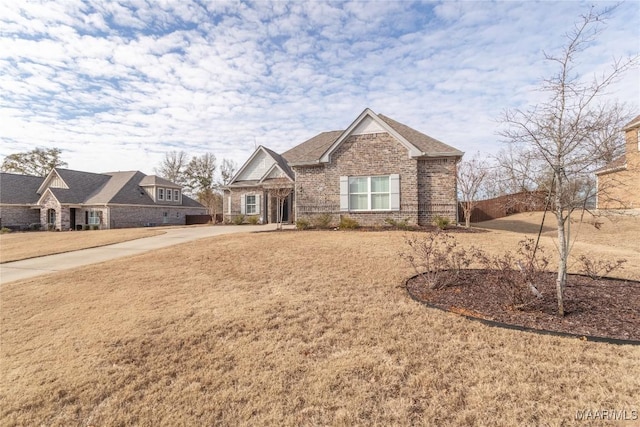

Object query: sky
[1,0,638,176]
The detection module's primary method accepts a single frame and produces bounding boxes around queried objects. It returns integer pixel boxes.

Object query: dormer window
[158,188,164,200]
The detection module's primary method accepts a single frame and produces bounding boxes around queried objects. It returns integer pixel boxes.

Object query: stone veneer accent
[597,125,640,209]
[294,133,458,226]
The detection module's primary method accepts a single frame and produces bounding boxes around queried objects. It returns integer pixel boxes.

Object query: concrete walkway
[0,224,281,284]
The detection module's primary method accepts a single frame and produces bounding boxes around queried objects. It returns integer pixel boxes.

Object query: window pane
[349,177,368,193]
[371,194,389,210]
[350,194,368,210]
[371,176,389,193]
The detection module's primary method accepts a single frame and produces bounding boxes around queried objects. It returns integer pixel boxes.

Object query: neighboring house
[0,168,207,230]
[224,108,463,226]
[596,114,640,210]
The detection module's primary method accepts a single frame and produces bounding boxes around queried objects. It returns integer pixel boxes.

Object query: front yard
[1,217,639,425]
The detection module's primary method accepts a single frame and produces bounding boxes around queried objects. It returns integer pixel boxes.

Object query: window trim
[166,188,172,201]
[88,210,100,225]
[174,189,180,203]
[158,188,164,201]
[246,195,257,215]
[348,175,391,211]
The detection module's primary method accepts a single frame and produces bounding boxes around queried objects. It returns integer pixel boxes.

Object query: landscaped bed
[406,271,640,342]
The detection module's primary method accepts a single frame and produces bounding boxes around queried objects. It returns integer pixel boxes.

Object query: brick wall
[597,126,640,209]
[294,133,458,226]
[223,187,264,223]
[0,206,40,228]
[108,205,207,228]
[39,192,64,230]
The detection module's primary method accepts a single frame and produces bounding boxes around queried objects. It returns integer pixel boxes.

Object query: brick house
[0,168,207,230]
[224,108,463,226]
[596,114,640,210]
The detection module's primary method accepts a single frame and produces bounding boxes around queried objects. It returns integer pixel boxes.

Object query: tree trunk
[555,173,566,316]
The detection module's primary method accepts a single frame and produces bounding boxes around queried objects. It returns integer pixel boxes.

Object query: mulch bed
[406,270,640,342]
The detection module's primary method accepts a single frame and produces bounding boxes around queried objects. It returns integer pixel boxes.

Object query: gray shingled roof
[262,146,294,179]
[281,130,343,165]
[281,113,462,165]
[50,169,111,203]
[0,173,44,204]
[2,168,204,208]
[378,114,463,157]
[139,175,181,188]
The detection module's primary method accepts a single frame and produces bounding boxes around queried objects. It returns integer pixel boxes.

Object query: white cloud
[0,0,637,176]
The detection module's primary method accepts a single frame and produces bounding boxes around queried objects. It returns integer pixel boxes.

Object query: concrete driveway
[0,224,280,284]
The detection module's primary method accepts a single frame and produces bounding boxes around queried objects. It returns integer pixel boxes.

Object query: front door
[70,208,76,230]
[281,196,289,223]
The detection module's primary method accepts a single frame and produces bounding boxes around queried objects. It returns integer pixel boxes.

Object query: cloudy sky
[1,1,638,176]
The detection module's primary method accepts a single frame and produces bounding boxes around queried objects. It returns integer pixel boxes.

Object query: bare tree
[499,7,637,315]
[1,147,67,176]
[457,154,489,228]
[155,151,188,187]
[266,178,293,230]
[219,158,237,186]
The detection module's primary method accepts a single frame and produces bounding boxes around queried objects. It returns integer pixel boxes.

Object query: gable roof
[595,155,627,175]
[39,169,111,203]
[0,173,44,204]
[283,108,463,166]
[281,131,343,165]
[623,114,640,131]
[18,167,202,207]
[228,145,294,186]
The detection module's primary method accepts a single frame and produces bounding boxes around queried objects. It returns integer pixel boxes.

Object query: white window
[174,189,180,202]
[246,195,257,214]
[88,211,100,225]
[340,175,400,211]
[166,188,172,201]
[240,194,261,215]
[158,188,164,200]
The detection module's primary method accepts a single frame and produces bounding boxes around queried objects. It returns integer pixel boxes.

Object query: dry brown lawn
[1,214,639,426]
[0,228,165,263]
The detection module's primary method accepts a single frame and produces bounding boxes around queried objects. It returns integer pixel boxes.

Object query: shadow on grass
[476,219,555,235]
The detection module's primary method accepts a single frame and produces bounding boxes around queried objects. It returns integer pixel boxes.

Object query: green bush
[47,223,55,231]
[0,227,11,234]
[433,215,450,230]
[312,213,333,229]
[247,215,260,225]
[232,215,245,225]
[295,218,311,230]
[339,216,359,229]
[29,223,41,231]
[91,225,99,230]
[83,224,90,230]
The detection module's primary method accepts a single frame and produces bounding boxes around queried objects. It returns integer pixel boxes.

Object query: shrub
[312,213,333,229]
[296,218,311,230]
[91,225,99,230]
[576,254,626,280]
[433,215,450,230]
[475,237,549,309]
[29,223,41,231]
[385,217,414,230]
[401,230,476,290]
[339,216,359,229]
[232,215,245,225]
[0,227,11,234]
[247,215,260,225]
[47,223,55,231]
[83,224,90,230]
